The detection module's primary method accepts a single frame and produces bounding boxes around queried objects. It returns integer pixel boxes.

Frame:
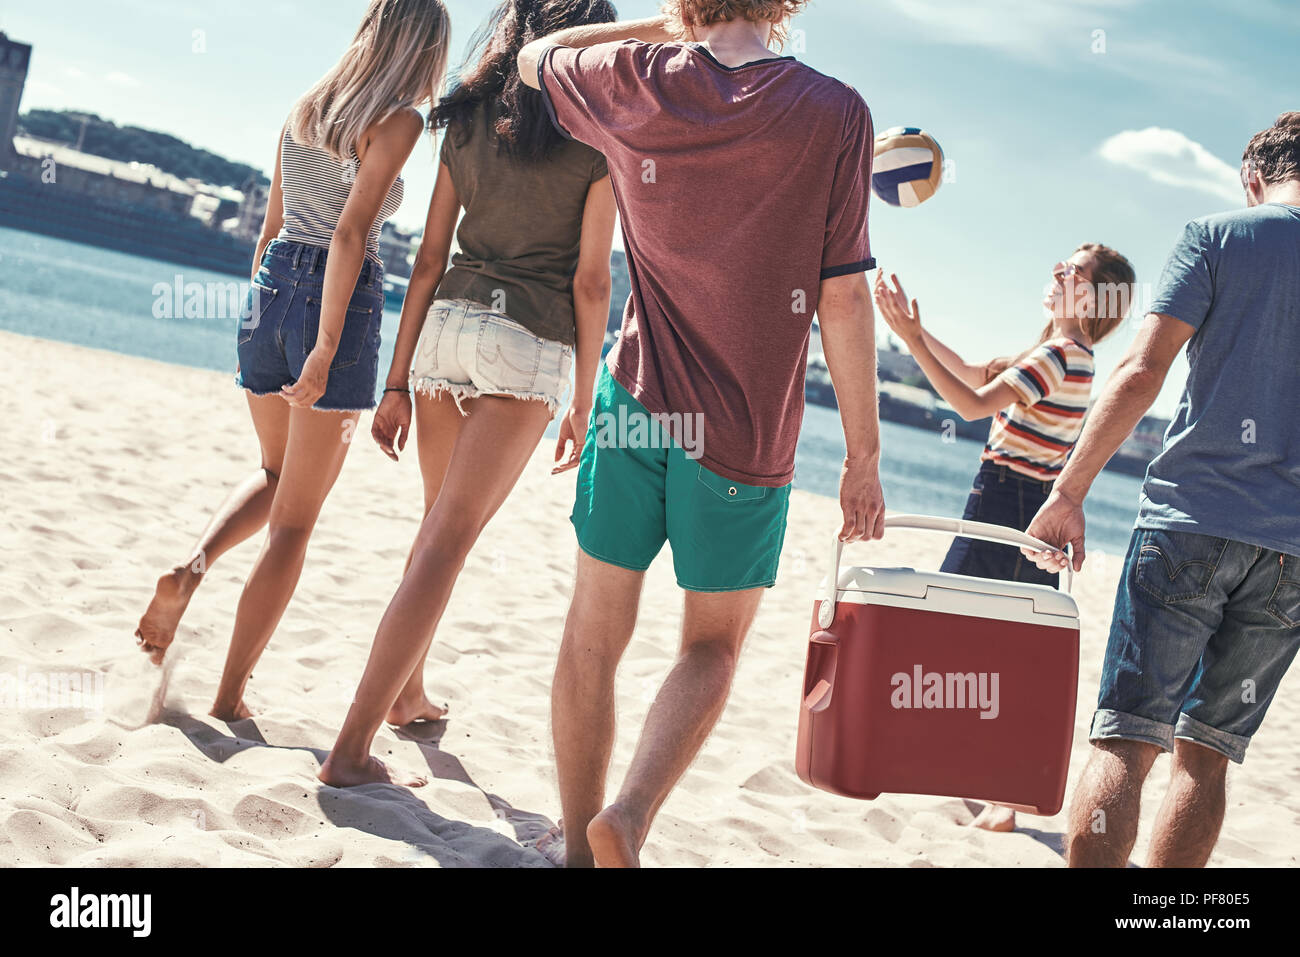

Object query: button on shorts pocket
[1266,554,1300,628]
[696,464,768,503]
[1134,529,1228,604]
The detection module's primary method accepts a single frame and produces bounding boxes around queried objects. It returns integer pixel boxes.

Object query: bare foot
[210,699,253,721]
[970,804,1017,832]
[587,805,641,868]
[318,754,428,788]
[135,566,201,664]
[385,693,448,727]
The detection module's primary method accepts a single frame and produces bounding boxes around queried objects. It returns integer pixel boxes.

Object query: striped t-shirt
[277,128,404,264]
[982,337,1095,481]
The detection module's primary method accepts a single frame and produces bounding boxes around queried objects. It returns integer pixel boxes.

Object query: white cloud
[105,71,140,88]
[1098,127,1241,202]
[876,0,1136,64]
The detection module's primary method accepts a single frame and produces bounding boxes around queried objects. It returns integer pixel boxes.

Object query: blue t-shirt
[1137,202,1300,556]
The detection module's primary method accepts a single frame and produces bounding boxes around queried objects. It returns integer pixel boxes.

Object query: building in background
[377,222,416,279]
[0,32,31,158]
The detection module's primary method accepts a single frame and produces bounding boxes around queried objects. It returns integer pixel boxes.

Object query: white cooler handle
[816,513,1074,629]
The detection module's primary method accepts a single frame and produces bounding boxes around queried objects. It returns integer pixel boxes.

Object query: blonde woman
[134,0,451,721]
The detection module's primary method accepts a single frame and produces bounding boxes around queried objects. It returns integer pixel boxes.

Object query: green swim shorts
[570,365,792,592]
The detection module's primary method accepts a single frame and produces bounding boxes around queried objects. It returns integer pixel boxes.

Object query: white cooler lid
[830,565,1079,626]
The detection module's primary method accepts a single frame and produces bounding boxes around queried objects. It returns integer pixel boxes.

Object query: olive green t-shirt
[434,101,609,346]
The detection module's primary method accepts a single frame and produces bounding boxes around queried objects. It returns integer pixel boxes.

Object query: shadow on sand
[164,709,555,868]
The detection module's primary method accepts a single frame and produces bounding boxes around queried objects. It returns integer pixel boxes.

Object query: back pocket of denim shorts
[238,282,278,344]
[1134,529,1227,604]
[696,465,768,503]
[1266,554,1300,628]
[476,316,542,391]
[303,292,381,371]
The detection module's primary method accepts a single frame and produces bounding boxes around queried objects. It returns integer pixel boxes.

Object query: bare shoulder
[374,107,425,143]
[360,107,425,159]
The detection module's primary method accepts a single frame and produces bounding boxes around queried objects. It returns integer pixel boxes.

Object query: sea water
[0,226,1144,555]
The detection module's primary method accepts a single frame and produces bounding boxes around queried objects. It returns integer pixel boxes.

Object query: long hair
[984,243,1136,383]
[289,0,452,161]
[431,0,618,163]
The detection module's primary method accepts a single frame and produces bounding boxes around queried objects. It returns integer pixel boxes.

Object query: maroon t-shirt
[540,40,874,486]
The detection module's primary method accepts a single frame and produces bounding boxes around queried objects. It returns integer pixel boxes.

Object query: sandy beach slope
[1,329,1296,867]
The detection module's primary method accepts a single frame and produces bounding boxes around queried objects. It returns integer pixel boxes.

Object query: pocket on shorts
[696,464,769,503]
[1266,554,1300,628]
[412,301,455,376]
[475,316,542,391]
[303,290,382,371]
[1134,529,1228,604]
[238,281,278,345]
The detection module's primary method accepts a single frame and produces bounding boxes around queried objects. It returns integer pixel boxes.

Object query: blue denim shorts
[1092,527,1300,763]
[940,461,1060,588]
[235,238,385,411]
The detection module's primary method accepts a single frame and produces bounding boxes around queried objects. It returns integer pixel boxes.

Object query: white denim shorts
[410,299,573,417]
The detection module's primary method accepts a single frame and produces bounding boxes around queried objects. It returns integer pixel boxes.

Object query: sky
[4,0,1297,417]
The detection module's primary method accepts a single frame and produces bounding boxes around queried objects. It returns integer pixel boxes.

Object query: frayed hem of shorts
[411,376,561,418]
[237,384,372,412]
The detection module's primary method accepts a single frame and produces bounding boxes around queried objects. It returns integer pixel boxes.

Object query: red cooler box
[796,515,1079,815]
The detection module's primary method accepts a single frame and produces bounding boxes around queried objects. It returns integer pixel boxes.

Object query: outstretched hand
[872,272,924,345]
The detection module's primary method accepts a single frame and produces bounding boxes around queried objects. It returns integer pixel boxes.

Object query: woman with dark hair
[319,0,618,786]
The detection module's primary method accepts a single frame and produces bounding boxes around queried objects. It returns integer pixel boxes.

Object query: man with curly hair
[520,1,884,866]
[1026,112,1300,867]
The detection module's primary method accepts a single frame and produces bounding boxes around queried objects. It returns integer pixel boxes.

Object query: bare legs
[1066,738,1227,867]
[318,394,551,786]
[385,391,466,726]
[135,393,289,663]
[1146,740,1228,867]
[209,404,359,719]
[553,552,764,867]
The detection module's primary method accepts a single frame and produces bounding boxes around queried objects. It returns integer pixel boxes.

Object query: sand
[1,328,1296,867]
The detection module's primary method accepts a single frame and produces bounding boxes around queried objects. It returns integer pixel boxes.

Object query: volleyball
[871,126,945,208]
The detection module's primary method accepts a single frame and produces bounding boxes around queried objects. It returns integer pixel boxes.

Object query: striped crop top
[982,337,1095,481]
[276,127,404,264]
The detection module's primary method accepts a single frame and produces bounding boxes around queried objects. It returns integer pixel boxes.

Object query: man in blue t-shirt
[1026,112,1300,868]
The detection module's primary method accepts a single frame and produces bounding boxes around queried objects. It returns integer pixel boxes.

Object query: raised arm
[371,158,461,461]
[517,15,676,89]
[554,175,617,474]
[873,272,1018,420]
[818,272,887,542]
[281,108,424,409]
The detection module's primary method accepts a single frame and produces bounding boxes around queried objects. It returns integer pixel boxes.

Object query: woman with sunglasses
[873,244,1135,831]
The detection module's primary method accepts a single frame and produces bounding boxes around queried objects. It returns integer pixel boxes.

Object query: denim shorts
[235,238,385,411]
[410,299,572,417]
[940,461,1060,588]
[1092,527,1300,763]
